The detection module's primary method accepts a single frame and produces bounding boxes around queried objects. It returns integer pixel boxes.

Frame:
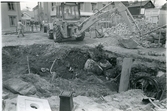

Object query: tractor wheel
[76,32,85,41]
[53,25,63,43]
[47,30,53,39]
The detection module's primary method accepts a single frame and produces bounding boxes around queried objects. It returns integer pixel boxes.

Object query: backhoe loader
[47,2,141,45]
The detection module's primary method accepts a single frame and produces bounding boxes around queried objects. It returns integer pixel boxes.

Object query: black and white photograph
[1,0,167,111]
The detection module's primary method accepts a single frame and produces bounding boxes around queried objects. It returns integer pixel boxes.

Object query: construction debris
[3,78,36,95]
[93,15,166,48]
[2,43,166,111]
[84,59,103,75]
[17,95,51,111]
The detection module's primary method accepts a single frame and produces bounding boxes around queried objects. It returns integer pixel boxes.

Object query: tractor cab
[50,2,85,42]
[56,2,80,20]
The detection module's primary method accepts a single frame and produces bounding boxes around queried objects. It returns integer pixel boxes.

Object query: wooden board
[119,58,133,92]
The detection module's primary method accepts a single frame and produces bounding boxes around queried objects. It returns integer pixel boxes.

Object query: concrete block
[17,95,51,111]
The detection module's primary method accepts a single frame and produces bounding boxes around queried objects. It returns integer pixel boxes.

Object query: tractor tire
[53,25,63,43]
[47,30,53,39]
[76,32,85,41]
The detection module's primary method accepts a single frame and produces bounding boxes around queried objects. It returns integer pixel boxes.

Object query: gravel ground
[2,32,166,63]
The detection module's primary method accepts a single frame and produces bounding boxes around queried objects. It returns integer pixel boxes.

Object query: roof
[161,2,166,10]
[22,11,34,18]
[122,1,129,6]
[33,5,38,10]
[128,1,153,7]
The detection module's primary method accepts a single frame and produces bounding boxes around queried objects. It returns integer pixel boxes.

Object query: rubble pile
[102,18,158,36]
[134,19,157,34]
[141,31,166,48]
[102,22,132,36]
[98,15,166,48]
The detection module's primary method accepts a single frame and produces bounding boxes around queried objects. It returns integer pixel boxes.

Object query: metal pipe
[141,24,167,37]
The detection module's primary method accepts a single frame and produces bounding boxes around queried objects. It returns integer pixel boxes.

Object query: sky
[20,0,166,11]
[20,2,38,11]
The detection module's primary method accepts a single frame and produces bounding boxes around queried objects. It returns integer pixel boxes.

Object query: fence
[23,24,40,32]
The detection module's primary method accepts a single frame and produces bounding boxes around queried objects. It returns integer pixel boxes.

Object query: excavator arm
[76,2,141,36]
[78,2,115,33]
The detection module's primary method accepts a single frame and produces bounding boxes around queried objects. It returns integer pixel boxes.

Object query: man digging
[17,20,25,38]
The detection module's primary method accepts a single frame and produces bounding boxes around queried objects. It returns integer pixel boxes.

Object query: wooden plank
[119,58,133,92]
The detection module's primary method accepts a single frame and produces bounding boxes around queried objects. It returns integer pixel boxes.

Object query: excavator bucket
[115,35,139,49]
[118,38,139,49]
[113,2,140,49]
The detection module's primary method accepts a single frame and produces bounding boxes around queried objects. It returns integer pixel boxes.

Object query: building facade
[35,2,107,23]
[33,5,38,22]
[21,11,35,31]
[128,1,155,16]
[144,8,160,24]
[1,2,21,32]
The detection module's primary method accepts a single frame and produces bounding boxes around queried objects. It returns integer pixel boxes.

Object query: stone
[113,98,119,102]
[3,98,17,111]
[3,78,36,95]
[17,95,51,111]
[3,93,9,99]
[104,68,118,78]
[84,59,103,75]
[157,71,165,77]
[118,38,138,49]
[146,36,154,42]
[151,33,164,40]
[21,73,54,97]
[99,59,112,70]
[126,108,132,111]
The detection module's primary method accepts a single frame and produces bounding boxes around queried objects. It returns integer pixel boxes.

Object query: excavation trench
[2,44,166,111]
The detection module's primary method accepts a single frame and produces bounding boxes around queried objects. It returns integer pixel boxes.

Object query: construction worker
[17,20,24,38]
[64,9,73,19]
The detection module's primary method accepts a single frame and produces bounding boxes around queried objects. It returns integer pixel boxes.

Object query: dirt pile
[3,89,167,111]
[2,44,117,99]
[2,44,166,111]
[95,14,166,48]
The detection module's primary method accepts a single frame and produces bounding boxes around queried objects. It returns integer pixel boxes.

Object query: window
[103,4,106,7]
[52,2,54,11]
[80,3,84,10]
[8,2,15,10]
[63,5,80,20]
[91,3,96,11]
[9,16,16,26]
